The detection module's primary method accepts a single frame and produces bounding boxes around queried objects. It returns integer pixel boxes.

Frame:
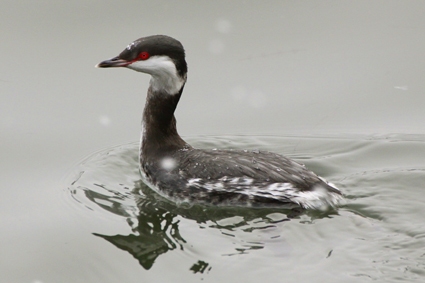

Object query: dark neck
[140,85,190,160]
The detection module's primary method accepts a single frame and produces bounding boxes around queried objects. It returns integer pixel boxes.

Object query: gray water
[65,135,425,282]
[2,1,425,282]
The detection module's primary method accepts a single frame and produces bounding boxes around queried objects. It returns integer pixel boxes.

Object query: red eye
[139,52,149,60]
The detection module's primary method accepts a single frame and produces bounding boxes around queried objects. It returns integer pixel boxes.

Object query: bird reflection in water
[94,197,184,270]
[80,180,302,271]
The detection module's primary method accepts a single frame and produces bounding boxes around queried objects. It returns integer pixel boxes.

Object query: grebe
[96,35,343,210]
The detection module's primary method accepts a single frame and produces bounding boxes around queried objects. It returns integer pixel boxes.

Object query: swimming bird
[96,35,343,210]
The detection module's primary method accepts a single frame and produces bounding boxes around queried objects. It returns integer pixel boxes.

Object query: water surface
[2,1,425,282]
[67,135,425,282]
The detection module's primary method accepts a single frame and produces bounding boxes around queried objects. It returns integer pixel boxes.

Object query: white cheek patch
[127,55,186,94]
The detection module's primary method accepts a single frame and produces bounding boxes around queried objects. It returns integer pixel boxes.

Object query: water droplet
[161,157,176,171]
[99,115,111,127]
[215,19,232,34]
